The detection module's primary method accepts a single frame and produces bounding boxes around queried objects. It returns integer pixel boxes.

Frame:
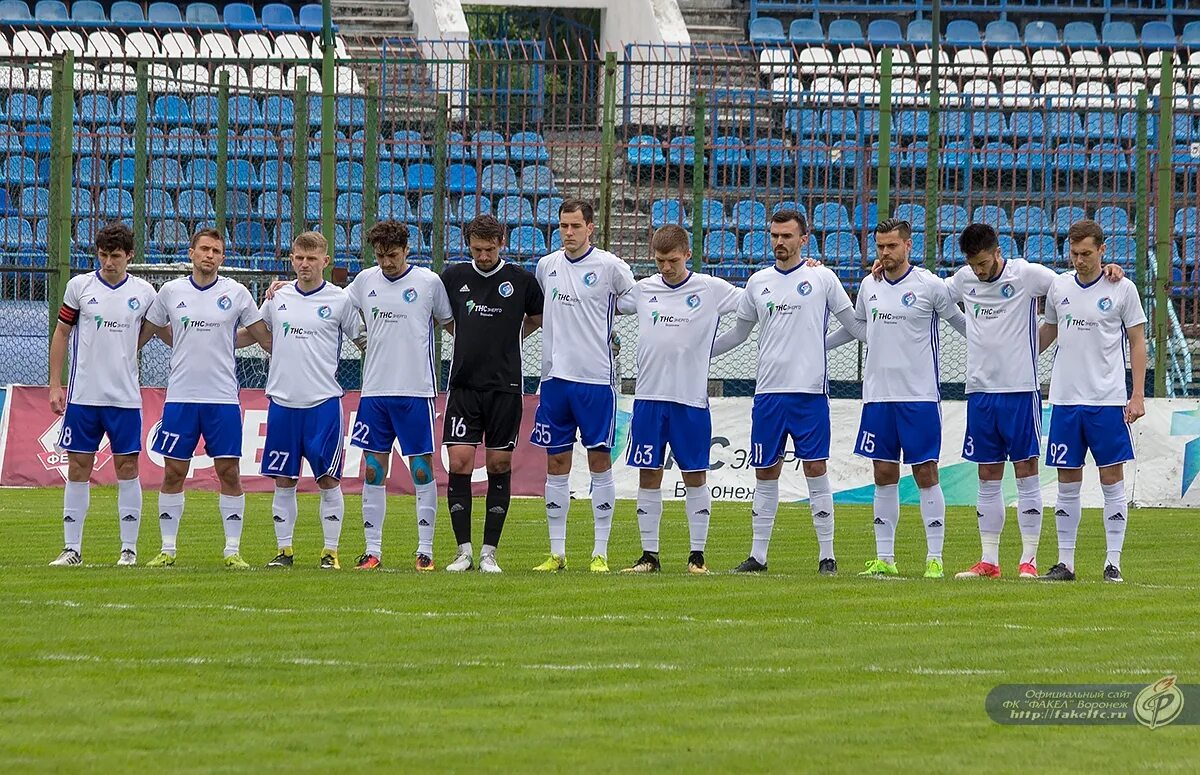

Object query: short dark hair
[189,227,223,249]
[874,217,912,240]
[366,220,409,252]
[959,223,999,257]
[651,224,690,255]
[1067,219,1105,246]
[95,222,133,254]
[770,209,809,234]
[559,199,594,224]
[464,214,505,245]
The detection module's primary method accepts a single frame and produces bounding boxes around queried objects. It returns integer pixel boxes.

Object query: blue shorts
[60,404,142,455]
[854,401,942,464]
[152,402,243,459]
[531,378,616,455]
[750,392,831,467]
[1045,405,1135,468]
[625,399,712,472]
[964,391,1042,463]
[352,396,435,457]
[262,397,345,480]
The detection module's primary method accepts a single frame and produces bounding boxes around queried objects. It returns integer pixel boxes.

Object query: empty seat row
[0,1,327,29]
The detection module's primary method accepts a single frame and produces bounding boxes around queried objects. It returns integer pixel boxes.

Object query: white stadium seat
[1068,50,1105,80]
[952,49,989,79]
[0,32,8,58]
[1040,79,1075,106]
[124,31,162,59]
[991,48,1028,74]
[199,32,237,60]
[251,64,285,90]
[961,78,1000,107]
[1030,49,1066,79]
[285,65,322,92]
[103,63,138,92]
[837,47,873,78]
[0,65,25,91]
[212,63,250,91]
[274,33,312,61]
[1107,51,1144,81]
[237,32,274,60]
[334,65,363,94]
[796,47,834,77]
[176,64,211,92]
[848,76,881,105]
[891,76,920,106]
[162,32,198,59]
[1000,79,1035,108]
[147,63,175,91]
[810,76,845,99]
[310,36,350,59]
[12,30,50,57]
[758,48,793,78]
[85,31,123,59]
[770,76,802,102]
[1073,80,1111,109]
[49,31,85,56]
[73,62,100,90]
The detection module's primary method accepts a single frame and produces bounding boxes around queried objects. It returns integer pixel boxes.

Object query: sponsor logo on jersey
[971,303,1003,320]
[127,297,141,310]
[179,316,220,330]
[217,294,232,310]
[648,295,658,303]
[370,306,406,321]
[1059,297,1070,305]
[900,291,917,307]
[1062,313,1100,331]
[498,281,514,298]
[764,301,802,317]
[459,284,469,292]
[797,280,813,296]
[402,288,418,303]
[93,315,133,332]
[870,307,906,322]
[685,293,702,309]
[583,271,599,287]
[550,287,580,305]
[548,270,558,277]
[465,299,503,316]
[868,294,878,301]
[1001,283,1016,298]
[968,288,977,296]
[650,311,692,327]
[317,304,332,319]
[1097,296,1114,312]
[761,287,771,295]
[280,322,313,338]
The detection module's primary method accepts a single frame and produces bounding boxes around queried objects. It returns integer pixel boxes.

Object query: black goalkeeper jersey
[441,260,544,394]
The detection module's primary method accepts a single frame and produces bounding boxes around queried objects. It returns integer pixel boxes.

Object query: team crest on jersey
[127,297,140,310]
[901,291,917,307]
[1097,296,1113,312]
[583,271,598,287]
[686,293,702,309]
[797,281,813,296]
[217,294,232,310]
[498,281,514,298]
[1001,283,1015,298]
[317,305,332,319]
[402,288,418,303]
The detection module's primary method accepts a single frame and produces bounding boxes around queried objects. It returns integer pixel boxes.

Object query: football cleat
[1103,564,1124,583]
[414,553,435,572]
[445,550,474,572]
[319,551,340,570]
[146,552,175,568]
[532,554,567,572]
[116,549,137,567]
[1018,561,1038,579]
[589,555,610,573]
[478,553,503,573]
[355,553,382,570]
[224,553,250,570]
[858,559,899,577]
[818,558,838,576]
[621,552,661,573]
[49,548,81,567]
[955,561,1001,579]
[1040,563,1076,581]
[687,551,709,575]
[731,556,768,574]
[267,548,294,568]
[924,558,945,579]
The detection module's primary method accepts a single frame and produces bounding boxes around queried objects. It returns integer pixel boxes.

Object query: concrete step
[677,0,737,10]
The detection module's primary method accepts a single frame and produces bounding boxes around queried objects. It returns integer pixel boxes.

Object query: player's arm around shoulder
[48,281,80,413]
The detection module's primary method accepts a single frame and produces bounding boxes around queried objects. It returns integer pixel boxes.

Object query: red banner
[0,386,548,495]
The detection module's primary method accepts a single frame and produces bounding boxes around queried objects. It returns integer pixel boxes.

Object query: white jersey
[855,266,958,403]
[261,281,360,409]
[346,264,452,398]
[740,264,852,395]
[535,246,636,386]
[946,258,1059,394]
[1044,273,1146,406]
[146,275,261,405]
[61,271,156,408]
[618,272,742,408]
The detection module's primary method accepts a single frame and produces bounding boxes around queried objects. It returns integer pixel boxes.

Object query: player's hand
[804,258,823,268]
[1102,263,1125,282]
[1125,395,1145,424]
[870,259,883,280]
[263,279,289,300]
[49,386,66,416]
[610,332,622,358]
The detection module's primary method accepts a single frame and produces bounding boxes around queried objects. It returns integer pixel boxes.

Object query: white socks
[361,483,386,557]
[685,485,711,552]
[117,477,142,553]
[750,478,779,564]
[219,494,245,557]
[1102,480,1127,569]
[414,480,437,556]
[919,485,945,562]
[976,479,1005,565]
[590,469,616,558]
[636,487,663,553]
[320,486,345,552]
[545,473,570,557]
[62,480,89,552]
[872,483,899,562]
[1054,480,1083,571]
[807,474,835,560]
[157,490,184,555]
[272,485,298,549]
[1015,474,1043,565]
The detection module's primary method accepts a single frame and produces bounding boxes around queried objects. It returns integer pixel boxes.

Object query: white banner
[564,396,1200,508]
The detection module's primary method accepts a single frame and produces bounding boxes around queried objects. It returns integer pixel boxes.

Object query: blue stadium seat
[445,163,477,194]
[711,135,750,169]
[788,18,824,45]
[233,222,272,253]
[627,134,665,167]
[336,161,365,191]
[651,199,688,229]
[1095,206,1132,235]
[1101,21,1137,47]
[936,204,968,232]
[261,3,296,28]
[34,1,66,21]
[1024,20,1059,47]
[389,130,427,161]
[147,2,181,23]
[939,112,969,140]
[1088,143,1129,174]
[0,216,34,248]
[1185,21,1200,48]
[457,194,492,222]
[189,95,219,127]
[110,1,144,23]
[335,193,364,221]
[971,112,1007,140]
[827,19,863,45]
[1012,206,1050,235]
[907,20,931,44]
[704,230,739,262]
[1107,236,1138,263]
[444,225,465,251]
[376,193,412,221]
[186,159,219,191]
[1085,112,1119,141]
[896,110,929,138]
[474,130,508,164]
[153,95,191,125]
[698,199,726,230]
[997,235,1020,258]
[1053,206,1086,235]
[749,16,786,44]
[984,20,1020,46]
[867,20,904,46]
[481,164,519,195]
[256,192,290,220]
[335,97,366,128]
[99,188,135,218]
[975,142,1014,171]
[376,161,404,193]
[535,197,563,226]
[1063,21,1098,46]
[0,0,31,20]
[1053,143,1088,173]
[549,230,562,253]
[183,1,217,22]
[108,157,135,187]
[972,205,1012,233]
[510,131,550,164]
[303,191,321,221]
[823,109,857,137]
[496,196,535,226]
[1010,113,1044,142]
[1141,21,1177,50]
[520,165,556,195]
[151,219,191,250]
[823,232,861,263]
[75,156,103,187]
[236,128,279,159]
[785,109,819,137]
[149,158,185,189]
[1175,207,1199,236]
[752,138,794,170]
[812,202,850,231]
[509,226,546,257]
[406,163,435,191]
[228,96,263,127]
[7,93,41,122]
[167,127,213,157]
[445,131,469,162]
[298,4,322,29]
[415,194,435,224]
[263,96,295,126]
[894,203,925,230]
[730,200,766,231]
[226,190,253,217]
[223,2,257,25]
[77,94,113,125]
[19,186,50,217]
[945,20,982,46]
[852,202,877,231]
[1046,113,1084,141]
[741,231,771,261]
[70,187,94,217]
[667,135,700,166]
[70,0,103,21]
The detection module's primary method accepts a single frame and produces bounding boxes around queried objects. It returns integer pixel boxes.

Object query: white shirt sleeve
[716,278,743,315]
[62,276,81,311]
[340,297,361,339]
[1025,262,1059,297]
[735,278,758,321]
[431,278,453,325]
[139,285,157,322]
[616,285,638,315]
[612,259,636,297]
[344,277,361,313]
[944,270,961,303]
[236,285,263,328]
[260,299,273,329]
[146,284,170,327]
[1120,280,1147,328]
[1043,285,1060,325]
[826,269,853,315]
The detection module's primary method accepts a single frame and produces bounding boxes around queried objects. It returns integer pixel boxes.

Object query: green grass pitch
[1,487,1197,772]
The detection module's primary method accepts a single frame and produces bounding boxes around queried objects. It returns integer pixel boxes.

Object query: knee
[547,452,572,476]
[913,465,939,489]
[486,462,512,476]
[410,455,434,486]
[113,456,139,480]
[802,460,826,478]
[364,454,387,486]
